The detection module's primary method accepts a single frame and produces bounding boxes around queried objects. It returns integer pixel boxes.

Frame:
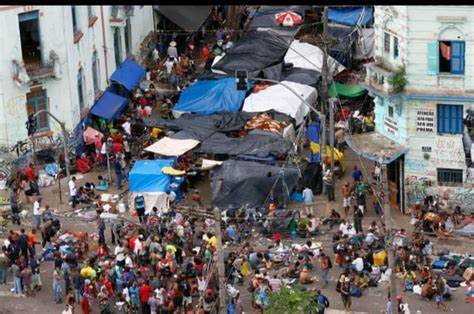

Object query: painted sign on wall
[384,116,399,136]
[415,109,435,133]
[431,136,465,168]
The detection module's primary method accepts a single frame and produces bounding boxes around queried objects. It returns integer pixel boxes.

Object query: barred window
[437,168,463,186]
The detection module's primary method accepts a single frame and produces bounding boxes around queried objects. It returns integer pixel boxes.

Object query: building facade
[363,5,474,212]
[0,5,154,144]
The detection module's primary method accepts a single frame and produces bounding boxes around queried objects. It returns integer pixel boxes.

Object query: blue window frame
[450,41,465,75]
[437,104,463,134]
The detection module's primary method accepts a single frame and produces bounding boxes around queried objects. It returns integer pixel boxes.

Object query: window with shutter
[384,32,390,53]
[450,41,465,74]
[437,104,463,134]
[427,41,439,75]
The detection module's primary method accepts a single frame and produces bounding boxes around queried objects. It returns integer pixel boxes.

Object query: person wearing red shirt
[201,44,210,62]
[129,235,137,251]
[112,141,123,155]
[25,164,36,182]
[139,280,152,314]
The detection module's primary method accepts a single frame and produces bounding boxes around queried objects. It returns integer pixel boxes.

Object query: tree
[266,287,321,314]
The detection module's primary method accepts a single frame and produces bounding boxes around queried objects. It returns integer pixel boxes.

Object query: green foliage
[265,287,320,314]
[388,65,408,93]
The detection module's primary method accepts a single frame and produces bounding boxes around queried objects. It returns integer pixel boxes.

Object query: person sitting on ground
[96,176,108,191]
[299,266,314,284]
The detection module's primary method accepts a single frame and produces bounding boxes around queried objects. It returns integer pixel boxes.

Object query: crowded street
[0,5,473,314]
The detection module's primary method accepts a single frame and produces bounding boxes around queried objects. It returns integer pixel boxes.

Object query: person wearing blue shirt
[352,165,363,183]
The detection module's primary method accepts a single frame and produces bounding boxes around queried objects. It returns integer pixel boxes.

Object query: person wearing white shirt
[122,119,131,135]
[68,177,77,209]
[352,256,364,273]
[164,57,175,75]
[33,197,42,229]
[115,243,126,266]
[133,236,143,255]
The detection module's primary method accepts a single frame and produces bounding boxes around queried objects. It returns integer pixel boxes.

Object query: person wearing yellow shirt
[208,232,217,249]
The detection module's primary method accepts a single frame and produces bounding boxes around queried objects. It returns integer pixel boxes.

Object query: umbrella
[274,11,303,27]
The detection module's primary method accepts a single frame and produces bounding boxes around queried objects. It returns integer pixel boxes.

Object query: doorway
[387,155,405,213]
[26,87,49,131]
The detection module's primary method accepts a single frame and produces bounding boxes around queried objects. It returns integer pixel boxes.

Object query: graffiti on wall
[405,175,434,205]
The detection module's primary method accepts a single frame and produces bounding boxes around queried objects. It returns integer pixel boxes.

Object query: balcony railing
[363,61,396,95]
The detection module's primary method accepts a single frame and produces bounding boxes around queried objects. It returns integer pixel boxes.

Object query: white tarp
[211,54,227,75]
[242,80,317,125]
[201,159,223,170]
[355,28,375,60]
[145,137,200,156]
[129,192,169,215]
[284,40,345,76]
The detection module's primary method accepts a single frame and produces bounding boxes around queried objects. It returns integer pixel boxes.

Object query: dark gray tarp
[199,130,292,157]
[213,29,294,79]
[328,24,356,67]
[154,5,212,31]
[143,112,254,141]
[211,159,300,209]
[282,67,321,87]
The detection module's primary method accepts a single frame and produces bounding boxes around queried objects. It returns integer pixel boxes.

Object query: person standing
[134,194,146,224]
[302,187,314,217]
[53,266,62,303]
[68,177,78,209]
[98,218,106,246]
[12,261,23,297]
[323,169,335,202]
[33,197,42,229]
[10,188,21,225]
[352,165,363,184]
[353,205,364,234]
[114,155,124,190]
[319,252,332,288]
[341,182,352,218]
[139,280,152,314]
[340,277,351,311]
[0,247,8,285]
[167,40,178,60]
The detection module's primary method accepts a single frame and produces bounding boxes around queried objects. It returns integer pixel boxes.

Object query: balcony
[12,50,61,85]
[362,61,397,96]
[24,62,55,80]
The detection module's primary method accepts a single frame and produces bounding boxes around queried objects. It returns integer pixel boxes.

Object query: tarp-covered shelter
[329,82,367,99]
[212,29,295,81]
[282,67,321,87]
[211,159,300,209]
[328,6,373,27]
[243,81,317,125]
[90,90,128,121]
[199,130,292,157]
[129,159,174,193]
[328,25,357,68]
[145,137,200,156]
[153,5,212,31]
[173,77,252,117]
[110,58,146,92]
[284,40,346,76]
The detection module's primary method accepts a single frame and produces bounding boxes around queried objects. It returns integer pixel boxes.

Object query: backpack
[327,257,333,269]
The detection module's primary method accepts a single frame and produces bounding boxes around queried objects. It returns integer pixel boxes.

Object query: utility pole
[320,6,329,166]
[329,98,335,172]
[381,158,398,313]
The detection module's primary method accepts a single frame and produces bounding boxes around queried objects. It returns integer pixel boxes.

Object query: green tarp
[329,82,367,99]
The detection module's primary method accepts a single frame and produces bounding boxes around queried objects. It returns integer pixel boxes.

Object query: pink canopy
[83,127,103,145]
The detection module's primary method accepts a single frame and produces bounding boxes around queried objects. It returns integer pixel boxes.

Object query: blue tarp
[174,77,252,115]
[110,58,146,91]
[129,159,174,193]
[305,122,320,163]
[328,7,373,26]
[90,90,128,121]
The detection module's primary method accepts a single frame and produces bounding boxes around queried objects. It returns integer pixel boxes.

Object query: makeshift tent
[129,159,174,193]
[328,25,356,68]
[153,5,212,31]
[110,58,145,92]
[284,40,345,76]
[212,29,295,80]
[90,90,128,121]
[173,77,252,117]
[211,159,300,209]
[282,67,321,87]
[355,28,375,60]
[243,81,317,125]
[328,6,373,27]
[144,137,200,156]
[329,82,367,99]
[199,130,292,157]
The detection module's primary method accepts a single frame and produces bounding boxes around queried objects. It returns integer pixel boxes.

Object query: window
[92,51,100,95]
[124,18,132,57]
[439,41,465,74]
[71,6,78,33]
[437,168,463,186]
[26,88,49,131]
[384,32,390,53]
[77,68,85,110]
[393,36,399,59]
[388,105,394,118]
[19,11,42,67]
[437,104,463,134]
[113,27,122,69]
[87,6,93,19]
